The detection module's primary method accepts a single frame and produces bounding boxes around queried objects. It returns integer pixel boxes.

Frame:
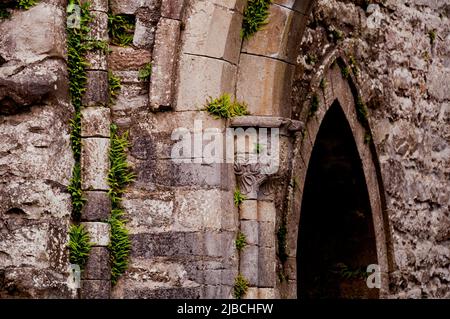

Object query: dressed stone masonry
[231,116,303,299]
[79,0,111,299]
[0,0,449,299]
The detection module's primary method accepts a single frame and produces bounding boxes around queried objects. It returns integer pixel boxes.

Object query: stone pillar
[234,160,276,299]
[79,0,111,299]
[231,116,302,299]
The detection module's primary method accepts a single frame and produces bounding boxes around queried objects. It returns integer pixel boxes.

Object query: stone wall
[0,0,448,299]
[0,0,75,298]
[291,0,450,298]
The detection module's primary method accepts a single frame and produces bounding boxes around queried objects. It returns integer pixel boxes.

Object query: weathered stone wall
[108,0,238,299]
[0,0,448,299]
[291,0,450,298]
[0,0,75,298]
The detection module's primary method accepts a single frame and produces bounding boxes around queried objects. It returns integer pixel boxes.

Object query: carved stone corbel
[234,155,277,199]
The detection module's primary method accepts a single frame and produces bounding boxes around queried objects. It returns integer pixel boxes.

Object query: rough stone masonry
[0,0,449,299]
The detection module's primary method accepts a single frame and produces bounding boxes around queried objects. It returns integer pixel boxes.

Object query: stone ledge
[229,115,303,132]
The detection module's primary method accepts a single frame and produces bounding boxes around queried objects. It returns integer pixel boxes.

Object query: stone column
[231,116,302,299]
[79,0,111,299]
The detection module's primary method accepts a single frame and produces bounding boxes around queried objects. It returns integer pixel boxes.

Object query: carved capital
[234,155,276,199]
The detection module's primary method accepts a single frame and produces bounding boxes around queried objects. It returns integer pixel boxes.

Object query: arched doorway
[297,101,379,299]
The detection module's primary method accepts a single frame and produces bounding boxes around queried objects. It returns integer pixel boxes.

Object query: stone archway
[284,53,392,298]
[297,100,379,299]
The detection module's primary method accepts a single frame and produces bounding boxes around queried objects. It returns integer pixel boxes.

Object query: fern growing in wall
[241,0,272,40]
[67,224,93,270]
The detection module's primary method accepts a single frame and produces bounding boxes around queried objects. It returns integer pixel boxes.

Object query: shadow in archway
[297,102,379,299]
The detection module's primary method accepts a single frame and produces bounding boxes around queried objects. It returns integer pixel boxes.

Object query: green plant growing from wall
[355,97,373,144]
[241,0,272,40]
[233,273,249,299]
[364,131,372,145]
[67,224,92,270]
[68,163,86,221]
[330,28,344,42]
[308,94,319,119]
[306,53,318,65]
[1,0,39,19]
[348,55,360,76]
[108,71,121,104]
[108,13,135,47]
[138,63,152,82]
[320,78,328,90]
[290,177,299,190]
[332,263,370,280]
[205,94,250,119]
[254,143,263,154]
[278,271,287,283]
[108,125,135,204]
[85,39,110,53]
[234,189,247,207]
[428,29,436,45]
[341,65,350,79]
[356,97,369,124]
[18,0,38,9]
[109,208,131,285]
[277,222,287,263]
[67,0,91,221]
[235,232,247,251]
[108,124,135,285]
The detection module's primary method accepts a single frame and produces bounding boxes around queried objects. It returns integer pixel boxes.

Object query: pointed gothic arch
[283,53,393,298]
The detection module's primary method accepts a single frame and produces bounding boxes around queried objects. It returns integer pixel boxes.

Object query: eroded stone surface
[290,0,450,299]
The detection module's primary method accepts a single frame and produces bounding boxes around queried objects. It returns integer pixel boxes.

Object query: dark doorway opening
[297,102,378,299]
